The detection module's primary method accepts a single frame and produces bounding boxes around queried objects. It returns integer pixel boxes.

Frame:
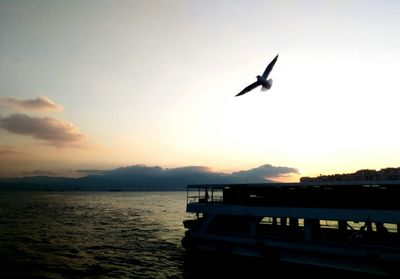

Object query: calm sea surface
[0,191,193,278]
[0,191,376,278]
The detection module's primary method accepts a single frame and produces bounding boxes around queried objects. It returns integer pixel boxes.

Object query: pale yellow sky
[1,0,400,179]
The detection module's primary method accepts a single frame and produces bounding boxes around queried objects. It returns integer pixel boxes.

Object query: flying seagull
[235,54,278,97]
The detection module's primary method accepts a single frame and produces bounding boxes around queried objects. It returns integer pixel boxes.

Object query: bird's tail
[261,79,273,91]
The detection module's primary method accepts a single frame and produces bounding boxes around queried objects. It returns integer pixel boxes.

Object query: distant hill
[300,167,400,182]
[0,164,298,191]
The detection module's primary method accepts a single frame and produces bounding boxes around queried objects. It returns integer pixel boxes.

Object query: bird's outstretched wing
[235,81,260,97]
[262,54,278,79]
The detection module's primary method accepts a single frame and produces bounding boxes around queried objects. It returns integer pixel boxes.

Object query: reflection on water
[0,191,384,278]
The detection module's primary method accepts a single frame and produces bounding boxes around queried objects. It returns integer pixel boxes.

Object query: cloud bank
[76,164,300,190]
[0,114,85,148]
[0,96,62,112]
[231,164,299,182]
[0,164,300,190]
[89,164,299,184]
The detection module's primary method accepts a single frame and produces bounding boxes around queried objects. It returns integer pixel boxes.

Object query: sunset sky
[1,0,400,180]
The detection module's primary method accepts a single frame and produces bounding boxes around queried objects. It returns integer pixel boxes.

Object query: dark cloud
[0,96,63,112]
[0,164,300,190]
[166,166,211,174]
[100,164,298,183]
[76,164,299,190]
[231,164,299,182]
[76,169,105,175]
[0,113,85,148]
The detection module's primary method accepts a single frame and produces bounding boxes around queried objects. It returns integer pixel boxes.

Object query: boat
[181,181,400,276]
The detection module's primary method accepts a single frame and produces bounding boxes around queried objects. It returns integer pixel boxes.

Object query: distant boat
[108,189,122,192]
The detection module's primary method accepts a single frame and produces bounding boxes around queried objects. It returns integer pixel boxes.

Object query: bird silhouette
[235,54,278,97]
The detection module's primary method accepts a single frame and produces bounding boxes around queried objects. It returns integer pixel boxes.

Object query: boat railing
[186,181,400,210]
[187,195,223,204]
[186,185,224,204]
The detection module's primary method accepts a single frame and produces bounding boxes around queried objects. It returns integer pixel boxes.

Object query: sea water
[0,191,374,278]
[0,191,190,278]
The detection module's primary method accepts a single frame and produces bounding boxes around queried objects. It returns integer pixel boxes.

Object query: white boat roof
[187,180,400,189]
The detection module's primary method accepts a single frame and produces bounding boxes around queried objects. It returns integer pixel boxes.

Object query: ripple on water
[0,191,188,278]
